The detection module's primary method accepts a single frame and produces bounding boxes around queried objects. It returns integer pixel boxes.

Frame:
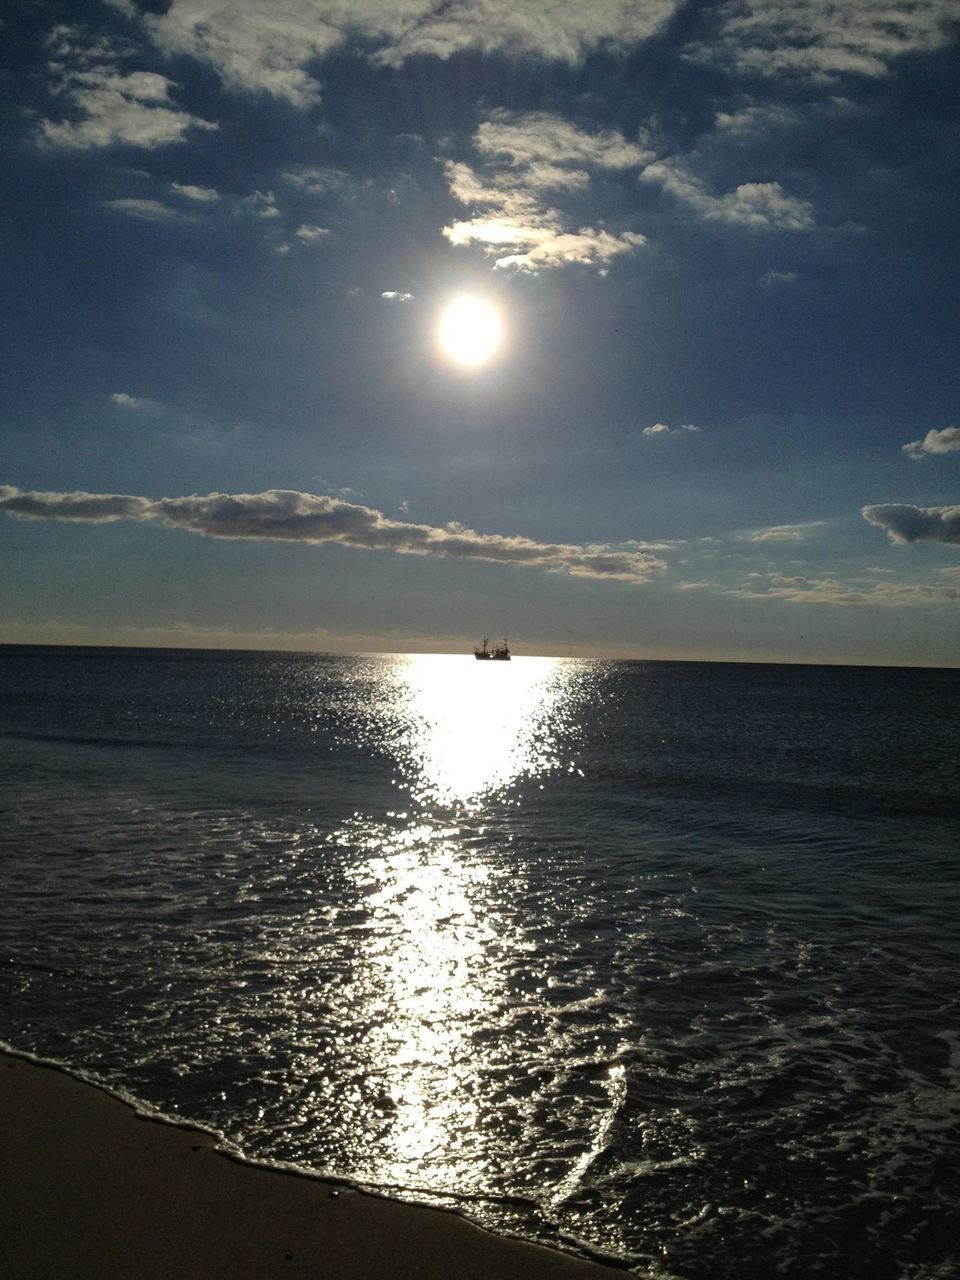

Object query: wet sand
[0,1050,621,1278]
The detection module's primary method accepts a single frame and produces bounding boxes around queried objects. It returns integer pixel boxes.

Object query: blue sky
[1,0,958,665]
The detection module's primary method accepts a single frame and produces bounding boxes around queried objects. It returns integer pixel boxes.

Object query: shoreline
[0,1048,625,1278]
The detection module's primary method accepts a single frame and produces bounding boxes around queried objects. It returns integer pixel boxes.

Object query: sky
[1,0,958,666]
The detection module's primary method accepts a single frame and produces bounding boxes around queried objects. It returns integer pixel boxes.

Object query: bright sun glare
[438,296,502,368]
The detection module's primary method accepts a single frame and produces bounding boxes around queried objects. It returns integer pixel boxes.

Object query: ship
[474,637,510,661]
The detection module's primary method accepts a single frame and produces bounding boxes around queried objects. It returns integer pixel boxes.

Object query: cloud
[862,503,960,546]
[171,182,220,202]
[104,197,182,220]
[0,485,151,524]
[282,167,353,194]
[373,0,681,67]
[144,1,353,106]
[475,109,653,173]
[641,422,700,436]
[740,520,826,542]
[738,572,958,607]
[109,392,161,415]
[759,270,798,287]
[246,190,280,218]
[902,426,960,460]
[295,224,330,244]
[0,485,667,584]
[141,2,682,105]
[441,110,648,272]
[488,228,646,272]
[715,105,801,134]
[40,26,216,150]
[62,2,956,122]
[382,291,414,302]
[441,202,645,271]
[641,161,815,231]
[698,0,960,82]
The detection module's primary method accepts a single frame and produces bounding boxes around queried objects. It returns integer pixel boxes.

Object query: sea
[1,645,958,1279]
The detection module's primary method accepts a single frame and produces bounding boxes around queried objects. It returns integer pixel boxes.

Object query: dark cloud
[862,503,960,546]
[0,486,666,583]
[0,485,151,523]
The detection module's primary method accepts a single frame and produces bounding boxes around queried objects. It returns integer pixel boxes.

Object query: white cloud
[141,2,681,104]
[902,426,960,460]
[109,391,161,415]
[641,422,700,436]
[375,0,681,67]
[862,503,960,546]
[738,571,958,607]
[641,161,815,231]
[490,228,646,272]
[699,0,960,82]
[759,270,798,287]
[246,190,280,218]
[382,291,414,302]
[295,223,330,243]
[441,110,648,272]
[104,197,182,220]
[475,109,653,172]
[144,1,363,106]
[0,484,667,585]
[40,26,216,150]
[95,1,960,115]
[282,166,352,193]
[715,104,800,134]
[740,520,826,542]
[171,182,220,202]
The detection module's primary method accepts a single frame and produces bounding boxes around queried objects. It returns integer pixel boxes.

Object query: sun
[437,295,502,368]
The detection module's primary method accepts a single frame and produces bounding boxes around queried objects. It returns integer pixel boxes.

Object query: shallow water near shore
[1,646,959,1278]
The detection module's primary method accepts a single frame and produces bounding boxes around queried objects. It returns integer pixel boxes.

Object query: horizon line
[1,640,956,672]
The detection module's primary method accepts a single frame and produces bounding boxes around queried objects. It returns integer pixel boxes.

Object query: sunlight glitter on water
[386,654,576,808]
[347,830,500,1188]
[321,655,582,1190]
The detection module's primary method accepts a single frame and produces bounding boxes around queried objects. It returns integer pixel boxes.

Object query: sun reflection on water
[324,654,584,1191]
[355,829,491,1185]
[390,654,574,808]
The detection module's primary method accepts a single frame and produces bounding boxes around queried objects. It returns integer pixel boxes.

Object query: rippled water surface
[1,647,959,1277]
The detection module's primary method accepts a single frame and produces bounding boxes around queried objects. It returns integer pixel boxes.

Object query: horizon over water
[1,645,958,1278]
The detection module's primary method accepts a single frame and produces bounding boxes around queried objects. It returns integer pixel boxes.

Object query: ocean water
[1,645,958,1278]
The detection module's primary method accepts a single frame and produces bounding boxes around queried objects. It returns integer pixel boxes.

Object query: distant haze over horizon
[1,2,958,667]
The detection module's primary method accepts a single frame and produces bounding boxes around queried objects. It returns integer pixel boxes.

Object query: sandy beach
[0,1050,622,1279]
